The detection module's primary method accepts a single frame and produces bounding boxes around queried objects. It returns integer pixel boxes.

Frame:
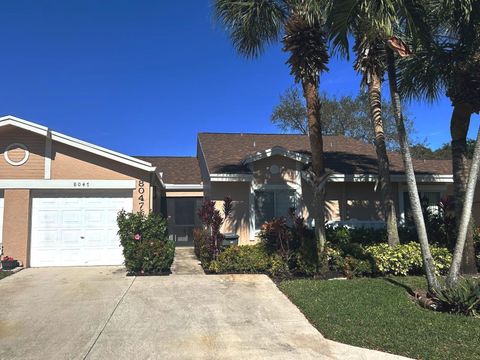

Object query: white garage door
[0,192,4,250]
[30,190,132,267]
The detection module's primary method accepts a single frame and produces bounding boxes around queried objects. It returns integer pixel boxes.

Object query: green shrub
[435,279,480,316]
[258,215,317,275]
[341,256,374,278]
[366,242,452,276]
[208,244,288,276]
[327,226,352,246]
[117,210,174,274]
[193,228,213,267]
[327,226,390,246]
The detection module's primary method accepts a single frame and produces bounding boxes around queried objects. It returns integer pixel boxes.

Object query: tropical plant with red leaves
[197,197,233,261]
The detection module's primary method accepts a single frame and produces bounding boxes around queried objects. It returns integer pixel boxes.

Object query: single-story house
[0,115,474,267]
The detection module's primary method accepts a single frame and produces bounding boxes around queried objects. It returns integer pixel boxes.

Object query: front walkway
[171,247,204,275]
[0,267,410,360]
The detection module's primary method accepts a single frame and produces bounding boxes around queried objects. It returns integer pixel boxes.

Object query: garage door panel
[34,209,59,227]
[60,248,83,265]
[60,229,83,246]
[31,191,132,267]
[35,230,58,247]
[61,210,83,227]
[84,209,105,226]
[33,249,58,266]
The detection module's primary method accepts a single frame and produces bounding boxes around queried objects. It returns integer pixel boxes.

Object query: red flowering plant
[117,210,175,275]
[196,197,233,264]
[1,256,20,270]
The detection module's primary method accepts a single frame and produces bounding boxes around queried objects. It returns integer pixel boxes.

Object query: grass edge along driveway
[279,276,479,360]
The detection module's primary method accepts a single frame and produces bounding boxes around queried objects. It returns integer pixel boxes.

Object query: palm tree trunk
[450,104,478,274]
[302,80,327,259]
[386,47,442,294]
[367,73,400,247]
[447,125,480,287]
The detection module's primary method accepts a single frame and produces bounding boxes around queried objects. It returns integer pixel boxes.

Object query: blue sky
[0,1,475,156]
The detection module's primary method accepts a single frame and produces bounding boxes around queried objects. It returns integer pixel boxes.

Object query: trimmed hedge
[117,210,175,275]
[208,244,289,277]
[365,242,452,276]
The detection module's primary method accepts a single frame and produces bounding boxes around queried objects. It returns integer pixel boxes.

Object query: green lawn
[0,271,13,280]
[279,277,479,360]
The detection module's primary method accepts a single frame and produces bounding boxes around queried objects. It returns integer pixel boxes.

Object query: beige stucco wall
[3,190,31,267]
[0,126,45,179]
[253,156,299,186]
[301,181,382,222]
[345,182,383,221]
[209,182,251,244]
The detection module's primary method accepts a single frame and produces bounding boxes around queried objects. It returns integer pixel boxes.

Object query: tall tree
[271,86,415,150]
[397,0,480,276]
[214,0,331,264]
[353,30,400,246]
[329,0,442,293]
[324,4,404,247]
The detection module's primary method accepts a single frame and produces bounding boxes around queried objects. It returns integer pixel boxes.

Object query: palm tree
[397,0,480,279]
[349,23,401,247]
[214,0,331,263]
[329,0,442,293]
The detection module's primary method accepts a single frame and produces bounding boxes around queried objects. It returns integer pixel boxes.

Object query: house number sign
[138,180,145,214]
[73,182,91,188]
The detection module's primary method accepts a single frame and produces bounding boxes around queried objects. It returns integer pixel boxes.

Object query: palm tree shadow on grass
[383,277,416,296]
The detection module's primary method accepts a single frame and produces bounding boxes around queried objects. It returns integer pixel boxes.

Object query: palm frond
[283,14,329,85]
[214,0,287,58]
[396,43,449,102]
[327,0,362,57]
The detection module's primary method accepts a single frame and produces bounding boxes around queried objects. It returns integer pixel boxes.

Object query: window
[403,190,441,220]
[254,189,296,229]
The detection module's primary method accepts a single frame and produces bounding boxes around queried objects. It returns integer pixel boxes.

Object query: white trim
[326,220,386,230]
[4,143,29,166]
[249,178,256,240]
[164,183,204,190]
[44,131,52,179]
[328,174,378,182]
[248,161,303,240]
[327,173,453,183]
[391,174,453,183]
[243,146,310,165]
[0,115,48,136]
[0,179,136,189]
[0,115,156,173]
[210,173,253,182]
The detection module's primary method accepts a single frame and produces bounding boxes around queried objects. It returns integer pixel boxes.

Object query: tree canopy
[411,140,476,160]
[271,86,415,150]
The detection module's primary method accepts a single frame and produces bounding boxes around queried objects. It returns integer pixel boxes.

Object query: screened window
[255,189,296,229]
[174,198,196,226]
[403,191,441,219]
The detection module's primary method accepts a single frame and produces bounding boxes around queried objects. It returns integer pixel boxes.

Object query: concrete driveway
[0,268,409,360]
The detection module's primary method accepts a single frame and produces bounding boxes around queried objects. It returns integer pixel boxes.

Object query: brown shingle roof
[136,156,202,184]
[197,133,452,175]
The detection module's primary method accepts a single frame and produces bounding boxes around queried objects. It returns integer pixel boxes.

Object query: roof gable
[0,115,156,173]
